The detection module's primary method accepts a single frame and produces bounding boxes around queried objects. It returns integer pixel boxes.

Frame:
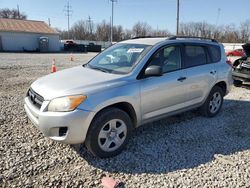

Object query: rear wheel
[201,86,224,117]
[85,107,133,158]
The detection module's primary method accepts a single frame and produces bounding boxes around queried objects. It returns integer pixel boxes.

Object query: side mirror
[144,65,163,77]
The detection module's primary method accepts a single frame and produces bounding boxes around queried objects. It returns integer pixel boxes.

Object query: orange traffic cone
[51,59,57,73]
[70,53,74,61]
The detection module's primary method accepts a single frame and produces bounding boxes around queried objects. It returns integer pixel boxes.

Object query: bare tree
[151,29,170,37]
[96,20,110,41]
[179,21,250,43]
[113,25,124,41]
[122,29,133,40]
[69,20,97,40]
[59,19,250,43]
[240,20,250,43]
[132,21,152,37]
[220,24,240,43]
[0,8,27,19]
[71,20,88,40]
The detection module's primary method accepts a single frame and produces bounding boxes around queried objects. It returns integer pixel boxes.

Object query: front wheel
[233,80,243,87]
[85,108,133,158]
[201,86,224,117]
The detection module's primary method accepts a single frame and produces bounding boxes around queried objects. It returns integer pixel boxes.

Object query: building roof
[0,18,58,35]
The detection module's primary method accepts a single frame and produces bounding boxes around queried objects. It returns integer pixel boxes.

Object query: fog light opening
[59,127,68,137]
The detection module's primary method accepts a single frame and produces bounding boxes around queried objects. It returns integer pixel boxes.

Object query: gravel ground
[0,53,250,187]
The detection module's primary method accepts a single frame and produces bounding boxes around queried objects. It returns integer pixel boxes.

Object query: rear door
[183,44,217,105]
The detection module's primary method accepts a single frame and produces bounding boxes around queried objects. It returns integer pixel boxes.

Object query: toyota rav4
[24,36,232,158]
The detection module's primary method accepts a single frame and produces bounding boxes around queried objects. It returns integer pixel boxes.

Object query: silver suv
[24,36,232,158]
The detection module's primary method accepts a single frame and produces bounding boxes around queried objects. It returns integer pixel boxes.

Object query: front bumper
[232,71,250,82]
[24,97,95,144]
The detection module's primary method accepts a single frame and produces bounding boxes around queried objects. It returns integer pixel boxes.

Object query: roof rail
[131,36,168,39]
[168,35,218,43]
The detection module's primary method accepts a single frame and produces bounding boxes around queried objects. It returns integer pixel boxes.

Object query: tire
[201,86,224,117]
[233,80,243,87]
[85,107,133,158]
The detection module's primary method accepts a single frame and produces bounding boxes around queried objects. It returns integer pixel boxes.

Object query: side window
[208,45,221,63]
[148,46,181,73]
[184,45,207,68]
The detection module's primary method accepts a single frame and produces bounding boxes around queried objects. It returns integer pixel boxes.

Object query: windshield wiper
[88,66,110,73]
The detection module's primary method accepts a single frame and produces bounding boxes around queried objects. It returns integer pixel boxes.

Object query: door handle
[210,70,216,75]
[177,77,187,82]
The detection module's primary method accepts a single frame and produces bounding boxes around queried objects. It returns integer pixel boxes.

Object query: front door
[140,45,188,122]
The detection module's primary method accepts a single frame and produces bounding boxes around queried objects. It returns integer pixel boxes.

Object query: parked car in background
[24,36,232,158]
[65,40,77,45]
[227,48,245,57]
[232,43,250,86]
[64,41,102,52]
[64,40,78,51]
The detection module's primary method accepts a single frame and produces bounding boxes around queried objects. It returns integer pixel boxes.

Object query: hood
[242,43,250,57]
[30,66,126,100]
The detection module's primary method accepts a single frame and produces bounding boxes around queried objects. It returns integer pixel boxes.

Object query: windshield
[86,43,151,74]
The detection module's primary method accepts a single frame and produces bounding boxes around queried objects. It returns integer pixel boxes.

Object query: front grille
[27,88,44,109]
[242,62,250,69]
[240,67,250,74]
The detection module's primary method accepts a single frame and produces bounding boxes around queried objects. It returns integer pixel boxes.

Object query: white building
[0,18,60,52]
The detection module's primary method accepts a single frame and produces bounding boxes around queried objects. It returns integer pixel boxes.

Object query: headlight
[48,95,87,112]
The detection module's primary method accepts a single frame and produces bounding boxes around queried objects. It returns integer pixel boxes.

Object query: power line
[64,1,73,39]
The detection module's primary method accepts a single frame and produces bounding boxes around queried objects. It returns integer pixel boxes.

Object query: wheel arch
[92,102,138,129]
[214,81,227,96]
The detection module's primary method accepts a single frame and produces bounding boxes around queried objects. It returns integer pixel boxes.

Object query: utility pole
[110,16,112,42]
[110,0,117,43]
[87,16,93,34]
[64,1,73,39]
[216,8,221,26]
[17,4,20,19]
[48,18,51,27]
[176,0,180,35]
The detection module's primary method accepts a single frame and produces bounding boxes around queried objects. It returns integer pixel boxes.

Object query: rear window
[208,45,221,62]
[184,45,207,68]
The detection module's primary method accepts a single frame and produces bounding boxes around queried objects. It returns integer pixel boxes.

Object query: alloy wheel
[98,119,127,152]
[209,92,222,114]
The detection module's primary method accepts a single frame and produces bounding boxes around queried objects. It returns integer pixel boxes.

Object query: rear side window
[184,45,207,68]
[208,45,221,62]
